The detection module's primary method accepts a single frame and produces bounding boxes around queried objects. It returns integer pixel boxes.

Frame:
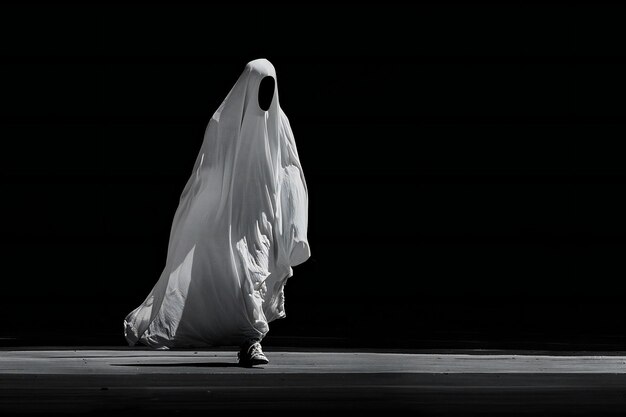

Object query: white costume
[124,59,310,348]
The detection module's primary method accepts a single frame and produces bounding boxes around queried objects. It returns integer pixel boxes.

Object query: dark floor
[1,347,626,416]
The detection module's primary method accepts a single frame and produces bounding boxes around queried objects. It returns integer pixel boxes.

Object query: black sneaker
[238,340,269,367]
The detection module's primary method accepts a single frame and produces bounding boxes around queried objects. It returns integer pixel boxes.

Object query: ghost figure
[124,59,310,351]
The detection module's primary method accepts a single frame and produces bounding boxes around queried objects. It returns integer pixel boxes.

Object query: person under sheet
[124,59,310,366]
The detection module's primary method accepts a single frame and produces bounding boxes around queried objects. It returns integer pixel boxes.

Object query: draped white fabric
[124,59,310,348]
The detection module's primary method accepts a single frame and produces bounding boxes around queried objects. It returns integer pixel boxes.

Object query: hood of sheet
[124,58,310,348]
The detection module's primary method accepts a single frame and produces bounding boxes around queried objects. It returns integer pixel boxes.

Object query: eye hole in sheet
[258,76,275,111]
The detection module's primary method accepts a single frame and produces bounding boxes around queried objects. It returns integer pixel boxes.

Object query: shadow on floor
[111,362,245,368]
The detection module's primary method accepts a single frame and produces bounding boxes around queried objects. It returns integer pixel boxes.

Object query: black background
[1,4,625,349]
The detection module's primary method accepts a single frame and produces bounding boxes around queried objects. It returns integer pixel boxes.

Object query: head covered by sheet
[124,59,310,348]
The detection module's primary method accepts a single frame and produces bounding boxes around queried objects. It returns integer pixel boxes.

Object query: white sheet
[124,59,310,348]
